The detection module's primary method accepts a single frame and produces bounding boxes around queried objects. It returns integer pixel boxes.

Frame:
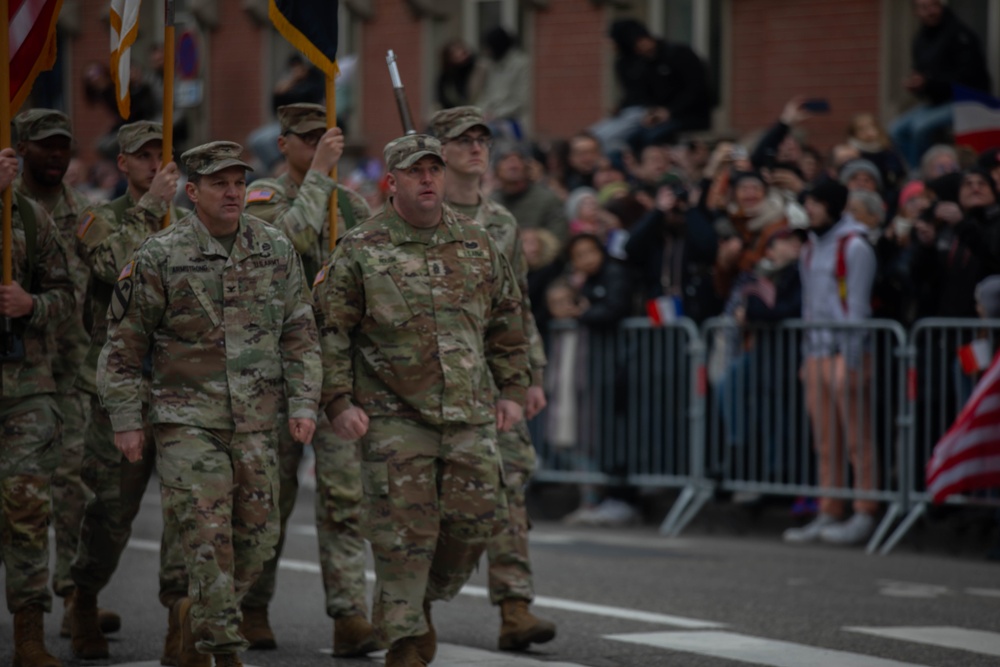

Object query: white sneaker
[562,506,601,525]
[782,513,837,544]
[820,513,875,546]
[589,498,639,526]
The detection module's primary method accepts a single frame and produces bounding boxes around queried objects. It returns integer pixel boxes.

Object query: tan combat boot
[70,589,110,659]
[60,590,122,637]
[238,605,276,650]
[498,599,556,651]
[385,637,428,667]
[213,654,244,667]
[332,613,378,657]
[174,597,212,667]
[413,599,436,663]
[161,606,181,666]
[13,606,61,667]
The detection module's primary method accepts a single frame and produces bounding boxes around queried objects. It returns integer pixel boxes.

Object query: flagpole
[162,0,175,227]
[326,71,337,252]
[1,3,12,286]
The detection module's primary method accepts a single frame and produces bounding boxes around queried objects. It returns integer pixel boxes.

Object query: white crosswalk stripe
[605,631,931,667]
[321,645,588,666]
[845,626,1000,658]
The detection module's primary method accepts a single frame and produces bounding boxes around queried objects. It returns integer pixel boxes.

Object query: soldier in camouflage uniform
[242,103,375,656]
[430,106,556,652]
[313,134,530,667]
[0,145,74,667]
[69,121,189,662]
[13,109,119,635]
[98,141,322,667]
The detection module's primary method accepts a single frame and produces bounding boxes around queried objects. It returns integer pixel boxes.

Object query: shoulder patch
[312,265,328,287]
[247,189,276,204]
[76,212,96,240]
[118,260,135,281]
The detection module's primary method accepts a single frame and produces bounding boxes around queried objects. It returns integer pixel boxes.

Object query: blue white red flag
[953,85,1000,153]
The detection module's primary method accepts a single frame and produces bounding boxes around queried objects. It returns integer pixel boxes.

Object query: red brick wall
[360,0,423,157]
[69,1,123,164]
[532,0,606,142]
[729,0,881,151]
[207,0,264,144]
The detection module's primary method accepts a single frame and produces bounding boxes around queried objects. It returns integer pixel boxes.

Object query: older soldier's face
[390,156,446,213]
[187,166,247,228]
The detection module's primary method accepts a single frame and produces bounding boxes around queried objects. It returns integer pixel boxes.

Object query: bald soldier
[313,134,530,667]
[98,141,321,667]
[69,121,188,663]
[13,109,118,635]
[429,106,556,651]
[242,103,375,656]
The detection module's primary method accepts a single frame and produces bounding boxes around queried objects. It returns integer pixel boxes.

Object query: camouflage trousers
[0,394,58,613]
[71,393,187,607]
[51,390,92,597]
[243,414,368,619]
[154,424,280,654]
[362,417,505,646]
[487,420,537,604]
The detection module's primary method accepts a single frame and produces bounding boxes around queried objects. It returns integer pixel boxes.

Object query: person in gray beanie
[840,158,883,193]
[975,275,1000,318]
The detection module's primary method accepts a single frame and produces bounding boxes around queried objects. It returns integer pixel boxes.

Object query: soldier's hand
[0,283,34,318]
[332,405,369,441]
[0,148,17,191]
[525,386,547,421]
[149,162,180,204]
[289,417,316,444]
[114,429,145,463]
[310,127,345,176]
[495,399,523,433]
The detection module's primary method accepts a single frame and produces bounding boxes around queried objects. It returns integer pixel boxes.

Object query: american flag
[926,351,1000,503]
[8,0,63,113]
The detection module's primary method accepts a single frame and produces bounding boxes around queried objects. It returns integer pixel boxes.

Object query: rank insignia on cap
[312,265,328,287]
[247,189,275,203]
[118,260,134,281]
[76,213,96,240]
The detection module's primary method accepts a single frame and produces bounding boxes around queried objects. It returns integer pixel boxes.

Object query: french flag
[953,85,1000,153]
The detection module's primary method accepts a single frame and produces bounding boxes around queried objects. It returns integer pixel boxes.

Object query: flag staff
[162,0,175,227]
[326,73,337,252]
[1,4,12,286]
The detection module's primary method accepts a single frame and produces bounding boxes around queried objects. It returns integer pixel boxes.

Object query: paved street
[3,481,999,667]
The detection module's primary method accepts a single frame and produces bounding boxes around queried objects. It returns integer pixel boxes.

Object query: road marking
[126,539,722,629]
[321,644,587,666]
[605,631,929,667]
[876,580,950,599]
[96,663,262,667]
[845,626,1000,658]
[966,587,1000,598]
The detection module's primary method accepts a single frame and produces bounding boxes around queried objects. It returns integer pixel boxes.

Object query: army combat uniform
[14,109,94,606]
[242,104,372,642]
[70,122,189,659]
[0,192,74,666]
[313,135,530,651]
[98,142,322,658]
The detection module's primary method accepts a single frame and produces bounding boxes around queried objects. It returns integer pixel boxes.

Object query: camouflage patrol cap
[278,103,327,134]
[429,106,490,141]
[118,121,163,154]
[180,141,254,175]
[384,134,444,172]
[14,108,72,142]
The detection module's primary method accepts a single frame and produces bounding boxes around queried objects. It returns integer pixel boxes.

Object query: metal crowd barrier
[531,316,1000,555]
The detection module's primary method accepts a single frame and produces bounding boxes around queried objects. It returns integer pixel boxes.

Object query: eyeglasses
[289,131,324,147]
[450,135,493,150]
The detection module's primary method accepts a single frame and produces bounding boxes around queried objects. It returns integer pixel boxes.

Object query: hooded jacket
[911,7,991,105]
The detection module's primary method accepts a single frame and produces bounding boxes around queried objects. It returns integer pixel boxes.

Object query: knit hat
[803,178,849,222]
[565,187,598,220]
[597,181,630,205]
[977,147,1000,172]
[839,158,883,191]
[897,180,926,209]
[975,275,1000,318]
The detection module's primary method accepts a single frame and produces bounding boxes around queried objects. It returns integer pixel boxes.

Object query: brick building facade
[44,0,1000,166]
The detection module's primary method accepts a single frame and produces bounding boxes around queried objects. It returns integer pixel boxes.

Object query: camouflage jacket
[448,198,547,385]
[0,195,75,398]
[245,172,371,281]
[14,176,90,390]
[74,190,179,395]
[98,213,321,433]
[313,200,530,427]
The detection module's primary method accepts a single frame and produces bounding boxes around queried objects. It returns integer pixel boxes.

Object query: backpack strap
[14,192,38,292]
[835,232,856,314]
[336,186,357,231]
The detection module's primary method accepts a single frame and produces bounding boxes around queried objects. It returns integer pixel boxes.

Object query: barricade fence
[529,316,1000,555]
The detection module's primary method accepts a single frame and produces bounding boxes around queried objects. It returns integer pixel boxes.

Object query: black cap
[803,178,849,222]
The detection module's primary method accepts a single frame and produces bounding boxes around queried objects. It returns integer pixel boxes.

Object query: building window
[463,0,522,52]
[647,0,724,107]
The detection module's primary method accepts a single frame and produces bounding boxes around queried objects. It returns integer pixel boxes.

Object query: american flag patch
[76,212,96,239]
[247,189,275,203]
[312,266,328,287]
[118,260,134,281]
